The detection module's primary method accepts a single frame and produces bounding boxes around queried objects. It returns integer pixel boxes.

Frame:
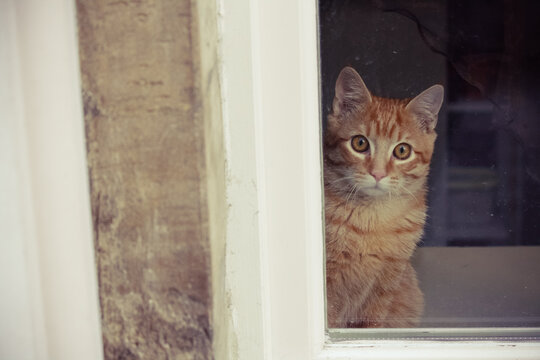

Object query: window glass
[320,0,540,330]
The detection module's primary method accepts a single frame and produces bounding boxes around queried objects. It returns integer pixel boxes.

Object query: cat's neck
[324,185,427,259]
[324,183,426,210]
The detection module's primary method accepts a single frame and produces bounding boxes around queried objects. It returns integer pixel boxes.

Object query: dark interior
[319,0,540,246]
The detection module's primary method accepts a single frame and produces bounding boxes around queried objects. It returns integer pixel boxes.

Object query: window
[320,0,540,331]
[215,0,540,358]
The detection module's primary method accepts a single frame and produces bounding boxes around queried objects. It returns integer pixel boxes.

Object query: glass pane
[320,0,540,331]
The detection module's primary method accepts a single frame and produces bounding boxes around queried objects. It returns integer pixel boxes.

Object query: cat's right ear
[405,84,444,132]
[333,67,372,117]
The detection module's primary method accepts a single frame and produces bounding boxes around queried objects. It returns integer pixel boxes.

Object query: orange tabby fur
[324,67,443,328]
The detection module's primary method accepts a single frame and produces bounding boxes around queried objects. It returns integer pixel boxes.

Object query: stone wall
[76,1,211,358]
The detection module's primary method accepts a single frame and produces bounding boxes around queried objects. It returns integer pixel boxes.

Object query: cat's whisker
[329,176,356,185]
[398,183,418,201]
[345,183,358,206]
[352,183,362,201]
[345,184,355,205]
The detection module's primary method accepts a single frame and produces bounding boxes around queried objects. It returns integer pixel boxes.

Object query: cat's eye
[351,135,369,153]
[393,143,412,160]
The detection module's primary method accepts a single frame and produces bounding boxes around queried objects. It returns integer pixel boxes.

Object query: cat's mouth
[361,183,388,196]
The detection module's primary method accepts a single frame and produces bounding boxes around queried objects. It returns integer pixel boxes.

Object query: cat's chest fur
[324,188,426,327]
[324,188,426,259]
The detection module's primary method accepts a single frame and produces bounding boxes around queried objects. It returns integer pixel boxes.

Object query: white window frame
[1,1,103,359]
[213,0,540,359]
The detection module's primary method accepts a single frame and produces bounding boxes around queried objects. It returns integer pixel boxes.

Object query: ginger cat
[324,67,443,328]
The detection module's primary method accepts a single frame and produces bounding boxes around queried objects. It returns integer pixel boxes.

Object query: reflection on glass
[320,0,540,328]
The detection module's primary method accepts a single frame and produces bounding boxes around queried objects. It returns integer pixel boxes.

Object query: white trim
[218,0,325,358]
[216,0,268,358]
[217,0,540,359]
[251,0,326,357]
[0,1,103,359]
[318,341,540,360]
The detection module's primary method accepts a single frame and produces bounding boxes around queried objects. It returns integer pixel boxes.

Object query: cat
[324,66,443,328]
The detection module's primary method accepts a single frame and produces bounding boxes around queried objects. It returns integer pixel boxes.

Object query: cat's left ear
[406,85,444,132]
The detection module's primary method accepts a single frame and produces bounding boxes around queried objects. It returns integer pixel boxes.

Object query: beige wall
[76,1,212,358]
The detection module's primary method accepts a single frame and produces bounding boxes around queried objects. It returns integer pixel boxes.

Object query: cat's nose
[370,170,387,182]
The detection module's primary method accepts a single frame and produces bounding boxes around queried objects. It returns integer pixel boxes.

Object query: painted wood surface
[76,1,212,358]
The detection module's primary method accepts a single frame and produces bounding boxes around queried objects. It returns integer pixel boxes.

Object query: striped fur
[325,67,442,328]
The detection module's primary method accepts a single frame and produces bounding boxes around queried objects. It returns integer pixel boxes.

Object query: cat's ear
[333,67,372,116]
[406,84,444,132]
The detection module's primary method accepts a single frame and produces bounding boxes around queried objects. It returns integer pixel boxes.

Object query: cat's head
[324,66,444,200]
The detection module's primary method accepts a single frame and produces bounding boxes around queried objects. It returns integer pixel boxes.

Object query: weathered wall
[76,1,211,358]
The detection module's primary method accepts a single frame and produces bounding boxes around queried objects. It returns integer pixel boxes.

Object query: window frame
[213,0,540,358]
[1,0,103,359]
